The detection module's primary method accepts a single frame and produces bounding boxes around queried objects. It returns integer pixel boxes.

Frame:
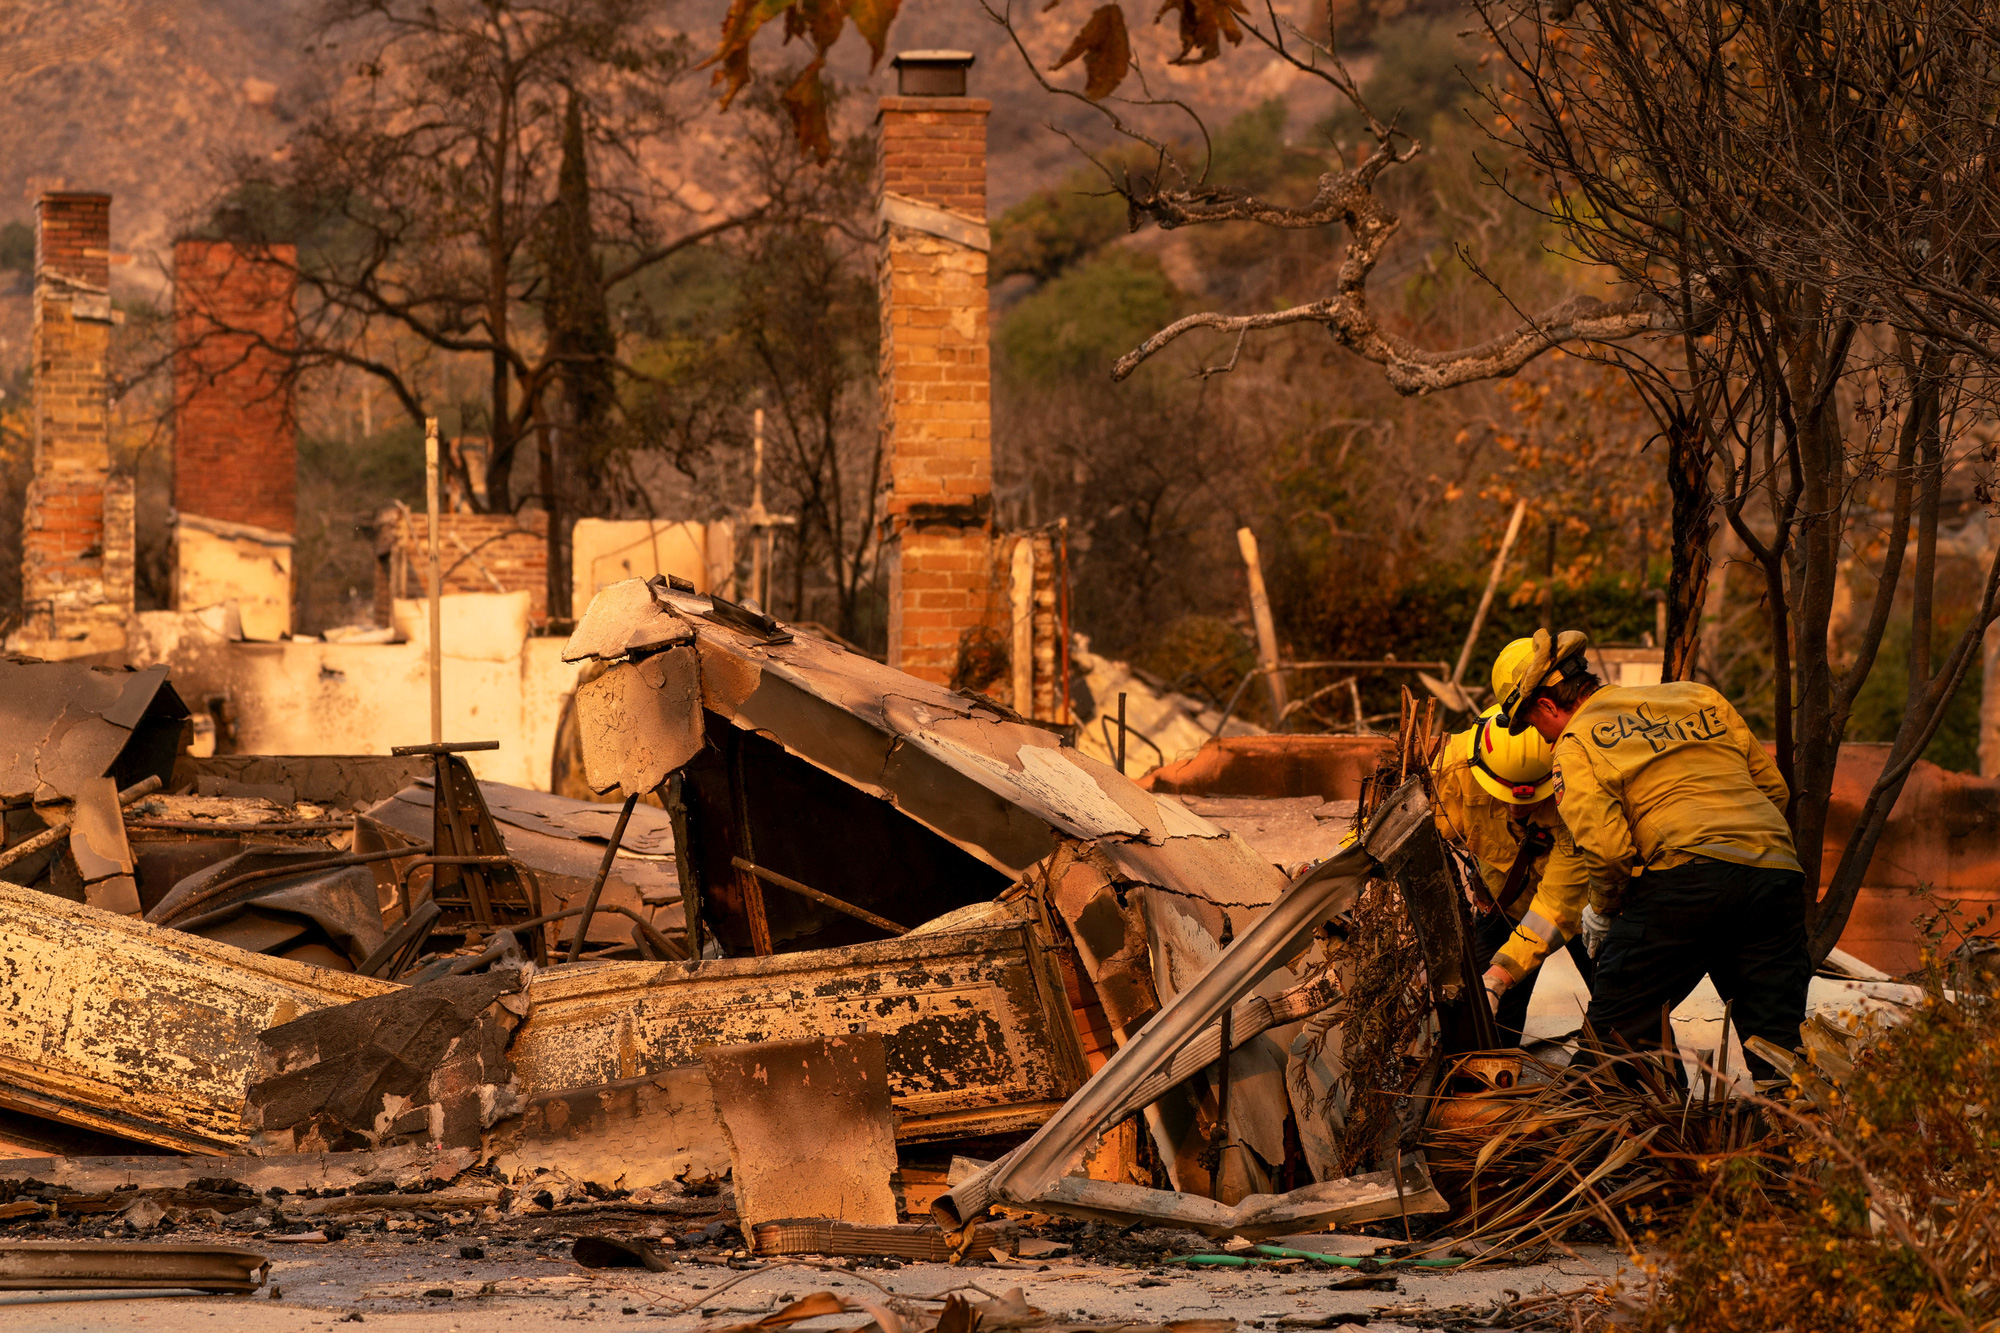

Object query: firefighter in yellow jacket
[1496,629,1810,1080]
[1431,682,1595,1046]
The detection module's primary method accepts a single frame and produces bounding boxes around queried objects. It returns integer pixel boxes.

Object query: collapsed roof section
[559,578,1288,928]
[562,578,1302,1196]
[0,660,190,805]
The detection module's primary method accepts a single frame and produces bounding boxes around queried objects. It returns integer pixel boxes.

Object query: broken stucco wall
[126,602,580,790]
[172,514,293,641]
[570,519,733,620]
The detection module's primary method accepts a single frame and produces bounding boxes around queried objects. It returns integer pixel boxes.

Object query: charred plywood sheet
[511,924,1087,1141]
[0,882,397,1153]
[705,1033,899,1229]
[496,1067,729,1191]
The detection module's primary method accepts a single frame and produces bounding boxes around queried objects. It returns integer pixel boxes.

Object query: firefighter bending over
[1495,629,1811,1081]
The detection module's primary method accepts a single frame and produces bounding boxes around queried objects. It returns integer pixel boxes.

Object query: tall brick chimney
[877,52,996,685]
[171,240,299,639]
[9,193,132,659]
[174,241,298,534]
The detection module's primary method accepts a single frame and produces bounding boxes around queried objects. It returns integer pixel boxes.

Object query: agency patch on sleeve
[1552,763,1566,804]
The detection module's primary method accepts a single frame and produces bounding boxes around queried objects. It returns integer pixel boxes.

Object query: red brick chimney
[10,193,132,659]
[173,240,299,535]
[167,239,300,639]
[877,52,996,685]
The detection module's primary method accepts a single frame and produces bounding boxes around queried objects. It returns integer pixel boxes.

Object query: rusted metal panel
[575,649,705,798]
[512,923,1088,1141]
[0,661,189,805]
[0,1241,269,1292]
[0,882,396,1154]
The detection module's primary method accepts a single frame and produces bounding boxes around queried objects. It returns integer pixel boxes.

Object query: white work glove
[1580,906,1614,959]
[1481,964,1512,1016]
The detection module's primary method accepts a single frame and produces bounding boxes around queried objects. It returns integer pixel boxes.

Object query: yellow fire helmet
[1491,637,1536,700]
[1494,628,1591,735]
[1469,705,1555,804]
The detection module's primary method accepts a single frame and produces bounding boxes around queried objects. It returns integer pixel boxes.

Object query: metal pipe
[1208,669,1260,740]
[425,417,443,745]
[0,776,161,874]
[357,899,442,978]
[567,793,638,963]
[491,900,683,964]
[126,819,353,833]
[1058,519,1072,725]
[751,409,767,608]
[729,857,907,936]
[1237,527,1288,724]
[1116,692,1128,775]
[1275,660,1451,673]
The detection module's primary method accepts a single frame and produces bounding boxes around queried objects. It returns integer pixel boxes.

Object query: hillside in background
[0,0,1347,373]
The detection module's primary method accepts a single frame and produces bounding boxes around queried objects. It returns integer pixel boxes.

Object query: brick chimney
[173,240,298,534]
[877,52,996,685]
[10,193,132,659]
[170,239,299,639]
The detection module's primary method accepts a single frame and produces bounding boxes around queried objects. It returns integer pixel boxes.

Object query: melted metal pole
[750,408,766,608]
[567,792,639,963]
[1116,692,1128,775]
[425,418,443,744]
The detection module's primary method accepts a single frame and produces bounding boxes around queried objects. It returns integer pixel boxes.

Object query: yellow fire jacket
[1430,730,1590,984]
[1552,681,1799,913]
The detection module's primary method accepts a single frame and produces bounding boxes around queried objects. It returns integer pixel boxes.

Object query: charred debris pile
[0,577,1940,1322]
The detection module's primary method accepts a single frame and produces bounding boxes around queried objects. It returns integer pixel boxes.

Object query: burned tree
[1469,0,2000,957]
[706,0,2000,960]
[193,0,768,620]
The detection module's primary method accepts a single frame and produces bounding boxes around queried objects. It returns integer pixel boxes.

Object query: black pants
[1474,909,1596,1047]
[1584,857,1812,1082]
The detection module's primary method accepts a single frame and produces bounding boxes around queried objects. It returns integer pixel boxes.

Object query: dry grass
[1500,904,2000,1332]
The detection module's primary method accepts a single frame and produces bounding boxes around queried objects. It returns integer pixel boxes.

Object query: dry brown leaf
[703,0,795,104]
[783,57,834,163]
[708,1292,857,1333]
[1051,4,1132,100]
[1154,0,1247,65]
[782,0,847,55]
[848,0,902,67]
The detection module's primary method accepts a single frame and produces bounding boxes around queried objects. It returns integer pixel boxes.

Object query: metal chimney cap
[892,50,975,97]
